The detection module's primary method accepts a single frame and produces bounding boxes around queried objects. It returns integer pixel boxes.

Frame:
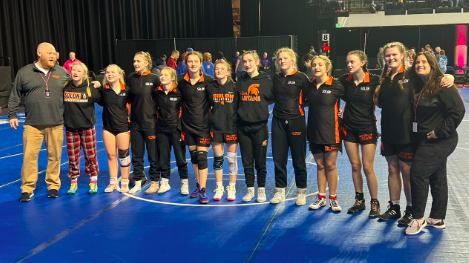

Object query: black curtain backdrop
[0,0,233,74]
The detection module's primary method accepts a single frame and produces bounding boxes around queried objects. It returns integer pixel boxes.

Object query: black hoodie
[63,80,101,129]
[207,79,238,133]
[236,72,273,132]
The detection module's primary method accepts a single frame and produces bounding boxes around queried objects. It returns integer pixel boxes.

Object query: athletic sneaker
[242,187,255,202]
[296,189,307,206]
[67,183,78,195]
[227,185,236,201]
[104,177,118,193]
[309,196,326,210]
[199,188,209,204]
[379,201,401,220]
[405,218,427,235]
[369,199,381,218]
[213,185,225,201]
[257,187,266,203]
[158,181,171,194]
[19,192,34,202]
[120,179,129,193]
[347,199,366,214]
[181,180,189,195]
[426,218,446,229]
[190,184,200,198]
[48,189,59,198]
[130,175,147,187]
[129,180,142,195]
[270,188,286,204]
[145,182,159,195]
[89,181,98,194]
[329,198,342,212]
[398,206,413,225]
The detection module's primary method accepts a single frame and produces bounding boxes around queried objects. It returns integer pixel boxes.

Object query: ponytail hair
[376,42,407,97]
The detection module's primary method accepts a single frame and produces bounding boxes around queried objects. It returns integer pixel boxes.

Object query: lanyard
[413,85,426,121]
[39,71,52,90]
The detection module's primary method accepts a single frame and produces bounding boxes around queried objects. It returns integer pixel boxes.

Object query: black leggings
[238,126,269,187]
[131,128,160,181]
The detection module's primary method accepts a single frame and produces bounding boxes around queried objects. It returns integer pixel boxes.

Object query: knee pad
[197,151,208,170]
[227,152,238,176]
[118,149,130,167]
[213,154,224,171]
[190,150,198,165]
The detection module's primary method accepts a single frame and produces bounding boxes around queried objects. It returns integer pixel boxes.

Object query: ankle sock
[319,193,326,199]
[216,181,223,187]
[392,200,400,206]
[229,182,236,186]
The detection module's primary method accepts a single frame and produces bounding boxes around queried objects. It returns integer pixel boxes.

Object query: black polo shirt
[127,71,160,130]
[273,69,309,120]
[154,84,182,134]
[100,83,130,133]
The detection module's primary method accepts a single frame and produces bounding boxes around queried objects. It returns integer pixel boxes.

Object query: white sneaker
[329,198,342,212]
[270,188,286,204]
[405,218,427,235]
[129,180,142,195]
[213,185,225,201]
[181,180,189,195]
[158,180,171,194]
[257,187,266,203]
[242,187,255,202]
[227,185,236,201]
[308,196,326,210]
[296,189,307,206]
[144,181,159,195]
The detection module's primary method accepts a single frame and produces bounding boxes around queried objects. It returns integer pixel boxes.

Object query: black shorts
[380,141,414,162]
[310,143,342,154]
[182,132,211,147]
[342,127,377,144]
[103,128,130,136]
[211,132,238,144]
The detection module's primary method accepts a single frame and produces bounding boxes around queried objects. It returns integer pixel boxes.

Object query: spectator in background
[177,54,187,77]
[406,49,415,67]
[393,0,404,9]
[168,50,179,70]
[439,50,448,73]
[64,52,82,75]
[183,47,194,57]
[215,51,226,63]
[55,52,60,65]
[302,53,315,80]
[308,46,318,56]
[154,54,167,68]
[203,52,215,77]
[235,50,247,80]
[377,47,384,69]
[434,46,441,60]
[425,44,432,52]
[231,51,240,66]
[450,0,465,7]
[260,52,271,72]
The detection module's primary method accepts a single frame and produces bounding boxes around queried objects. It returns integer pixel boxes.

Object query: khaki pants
[21,124,64,193]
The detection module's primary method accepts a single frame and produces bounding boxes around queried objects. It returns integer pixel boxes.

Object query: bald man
[63,52,82,74]
[8,42,70,202]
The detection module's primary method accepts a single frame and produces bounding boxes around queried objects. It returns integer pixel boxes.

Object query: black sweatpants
[272,116,307,188]
[157,132,188,180]
[411,133,458,219]
[131,127,160,181]
[238,125,268,187]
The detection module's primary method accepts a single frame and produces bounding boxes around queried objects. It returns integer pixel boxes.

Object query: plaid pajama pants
[66,126,99,179]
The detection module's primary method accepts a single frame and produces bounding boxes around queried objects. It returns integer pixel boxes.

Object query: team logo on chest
[170,97,178,101]
[287,81,296,85]
[197,86,205,91]
[361,86,370,91]
[145,82,154,86]
[322,90,331,94]
[213,92,234,105]
[398,79,409,84]
[240,84,261,102]
[64,91,88,102]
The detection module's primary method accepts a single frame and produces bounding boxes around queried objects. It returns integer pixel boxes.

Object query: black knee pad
[118,148,130,167]
[213,154,224,171]
[190,150,198,164]
[197,151,208,170]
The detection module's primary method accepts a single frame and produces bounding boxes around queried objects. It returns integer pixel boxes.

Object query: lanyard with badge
[39,71,52,98]
[413,85,426,132]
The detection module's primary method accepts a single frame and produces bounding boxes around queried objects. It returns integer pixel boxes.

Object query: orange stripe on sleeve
[335,100,340,144]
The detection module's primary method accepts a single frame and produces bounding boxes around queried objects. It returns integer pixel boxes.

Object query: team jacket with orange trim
[272,69,309,120]
[154,84,182,134]
[236,72,274,132]
[178,73,213,134]
[307,76,344,144]
[99,83,130,132]
[339,72,379,132]
[63,81,101,129]
[127,71,160,129]
[207,79,238,134]
[377,69,413,144]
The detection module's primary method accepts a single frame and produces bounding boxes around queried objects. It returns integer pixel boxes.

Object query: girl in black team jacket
[178,51,214,204]
[237,50,274,203]
[270,48,309,206]
[405,52,464,235]
[339,50,381,217]
[307,55,344,213]
[64,62,101,195]
[154,67,189,195]
[207,60,239,201]
[100,64,131,193]
[128,51,161,195]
